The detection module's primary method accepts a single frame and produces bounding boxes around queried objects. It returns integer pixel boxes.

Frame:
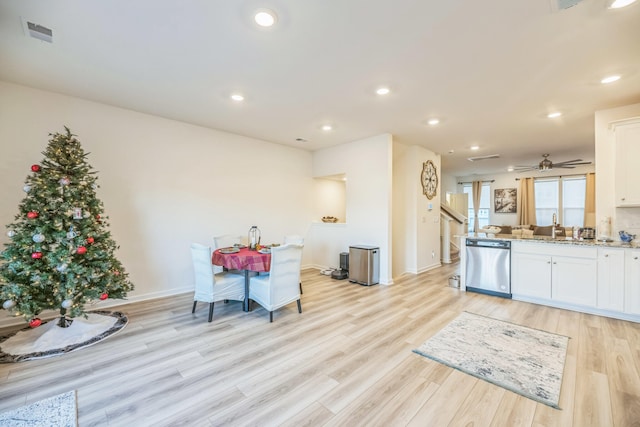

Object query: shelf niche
[314,173,346,223]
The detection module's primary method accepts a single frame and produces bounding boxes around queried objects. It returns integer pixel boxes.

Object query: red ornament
[113,270,120,276]
[99,293,108,300]
[31,164,41,172]
[96,214,101,220]
[76,246,87,255]
[87,237,95,244]
[31,252,43,259]
[27,211,39,219]
[29,318,42,328]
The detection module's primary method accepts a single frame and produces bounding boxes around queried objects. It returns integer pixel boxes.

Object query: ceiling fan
[514,154,591,172]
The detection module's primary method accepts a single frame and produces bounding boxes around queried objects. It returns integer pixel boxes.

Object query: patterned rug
[0,311,127,363]
[0,390,77,426]
[413,311,569,409]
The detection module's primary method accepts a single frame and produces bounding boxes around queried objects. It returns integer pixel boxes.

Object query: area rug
[413,311,569,409]
[0,311,128,363]
[0,390,77,427]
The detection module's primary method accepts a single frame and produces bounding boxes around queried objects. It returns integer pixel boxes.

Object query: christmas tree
[0,127,133,328]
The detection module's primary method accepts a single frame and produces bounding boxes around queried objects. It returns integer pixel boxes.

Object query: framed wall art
[494,188,517,213]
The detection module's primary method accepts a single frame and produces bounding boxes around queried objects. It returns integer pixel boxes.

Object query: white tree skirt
[0,311,127,362]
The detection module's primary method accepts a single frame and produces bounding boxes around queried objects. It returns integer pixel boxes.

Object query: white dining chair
[191,243,245,322]
[249,243,303,322]
[212,234,243,274]
[283,235,304,294]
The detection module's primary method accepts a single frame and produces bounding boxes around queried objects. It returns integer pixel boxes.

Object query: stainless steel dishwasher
[465,238,511,298]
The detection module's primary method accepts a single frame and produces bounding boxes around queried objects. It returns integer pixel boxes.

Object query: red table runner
[212,247,271,272]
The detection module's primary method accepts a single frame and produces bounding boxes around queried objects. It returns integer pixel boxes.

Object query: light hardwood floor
[1,263,640,426]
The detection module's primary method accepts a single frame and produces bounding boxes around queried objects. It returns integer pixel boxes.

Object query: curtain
[584,172,596,227]
[472,181,482,232]
[517,178,536,225]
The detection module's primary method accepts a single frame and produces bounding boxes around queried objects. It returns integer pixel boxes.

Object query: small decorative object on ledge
[322,216,338,223]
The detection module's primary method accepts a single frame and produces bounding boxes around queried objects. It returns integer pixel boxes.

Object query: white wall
[393,143,441,276]
[313,178,346,223]
[595,102,640,237]
[0,81,314,323]
[311,134,393,284]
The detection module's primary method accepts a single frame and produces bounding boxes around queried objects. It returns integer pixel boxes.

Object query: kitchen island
[459,234,640,323]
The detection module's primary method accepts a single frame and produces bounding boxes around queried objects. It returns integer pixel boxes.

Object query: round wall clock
[421,160,438,200]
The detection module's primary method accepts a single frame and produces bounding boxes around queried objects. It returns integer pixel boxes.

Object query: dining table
[212,246,271,312]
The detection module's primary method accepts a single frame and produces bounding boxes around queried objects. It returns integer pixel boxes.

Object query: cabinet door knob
[622,197,626,201]
[547,261,551,264]
[553,261,557,264]
[635,257,638,260]
[605,254,609,257]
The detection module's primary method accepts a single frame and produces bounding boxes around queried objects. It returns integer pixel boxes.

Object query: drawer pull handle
[605,254,609,257]
[635,257,639,260]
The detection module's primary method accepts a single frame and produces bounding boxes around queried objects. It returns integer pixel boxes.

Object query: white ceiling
[1,0,639,176]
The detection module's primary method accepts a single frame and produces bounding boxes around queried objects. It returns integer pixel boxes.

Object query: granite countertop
[456,233,640,248]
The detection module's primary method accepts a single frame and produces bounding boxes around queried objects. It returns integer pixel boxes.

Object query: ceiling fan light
[601,75,621,84]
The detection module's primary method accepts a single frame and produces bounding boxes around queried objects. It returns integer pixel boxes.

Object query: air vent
[549,0,583,11]
[21,18,53,43]
[467,154,500,162]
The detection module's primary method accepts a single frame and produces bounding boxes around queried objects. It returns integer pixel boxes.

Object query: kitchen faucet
[552,213,558,238]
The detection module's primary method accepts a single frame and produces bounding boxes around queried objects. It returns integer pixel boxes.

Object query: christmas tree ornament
[61,299,73,309]
[76,246,87,255]
[32,233,45,243]
[66,227,77,239]
[2,300,15,309]
[27,211,39,219]
[114,270,120,276]
[99,293,108,300]
[23,185,31,193]
[87,236,95,244]
[7,230,16,238]
[59,177,71,186]
[56,263,68,272]
[31,252,43,259]
[73,208,82,219]
[31,164,41,172]
[29,318,42,328]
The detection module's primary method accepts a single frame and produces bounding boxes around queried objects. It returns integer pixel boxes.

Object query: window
[463,183,491,232]
[534,176,586,227]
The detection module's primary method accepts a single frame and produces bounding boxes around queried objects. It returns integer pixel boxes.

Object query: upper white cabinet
[613,119,640,207]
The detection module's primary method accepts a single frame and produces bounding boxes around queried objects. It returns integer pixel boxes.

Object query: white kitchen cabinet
[511,242,597,306]
[511,252,551,299]
[613,119,640,207]
[551,255,597,306]
[597,248,625,311]
[625,249,640,315]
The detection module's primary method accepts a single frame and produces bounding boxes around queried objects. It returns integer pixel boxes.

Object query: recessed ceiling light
[427,118,440,126]
[254,9,277,27]
[295,137,308,143]
[609,0,637,8]
[376,87,390,96]
[321,124,333,131]
[470,145,480,150]
[448,149,455,154]
[230,94,244,102]
[507,166,515,172]
[601,75,621,84]
[547,112,562,118]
